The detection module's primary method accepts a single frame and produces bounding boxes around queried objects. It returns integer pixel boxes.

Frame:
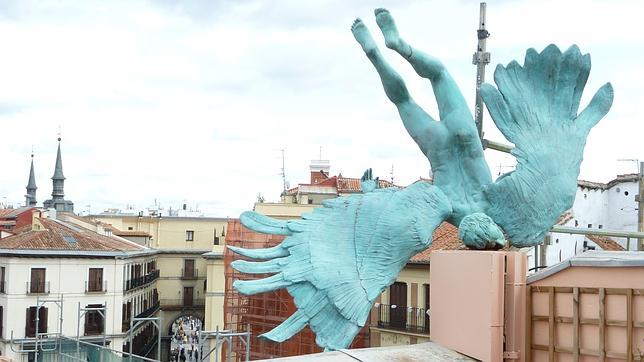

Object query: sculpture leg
[352,18,438,145]
[375,9,471,124]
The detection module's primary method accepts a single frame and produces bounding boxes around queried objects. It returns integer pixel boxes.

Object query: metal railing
[377,304,430,334]
[160,298,205,308]
[135,301,160,319]
[85,280,107,293]
[27,281,50,294]
[181,268,198,279]
[125,270,160,292]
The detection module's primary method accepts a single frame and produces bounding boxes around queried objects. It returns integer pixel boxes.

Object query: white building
[528,173,640,269]
[0,213,160,361]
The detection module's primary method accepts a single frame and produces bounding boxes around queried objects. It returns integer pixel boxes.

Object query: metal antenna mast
[473,2,490,140]
[280,149,288,194]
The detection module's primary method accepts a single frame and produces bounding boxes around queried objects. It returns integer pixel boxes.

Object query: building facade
[0,212,159,361]
[529,173,640,269]
[88,213,228,361]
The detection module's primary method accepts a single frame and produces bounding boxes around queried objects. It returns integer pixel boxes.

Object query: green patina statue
[229,8,613,350]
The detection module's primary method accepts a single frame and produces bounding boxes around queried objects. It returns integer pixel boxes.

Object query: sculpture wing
[480,45,613,246]
[229,181,451,350]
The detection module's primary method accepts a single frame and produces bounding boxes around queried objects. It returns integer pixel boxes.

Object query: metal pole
[102,301,107,362]
[473,2,490,139]
[59,295,64,361]
[245,323,250,362]
[129,304,134,362]
[156,320,161,362]
[215,326,219,362]
[35,298,40,362]
[483,139,513,153]
[638,161,643,250]
[77,302,82,358]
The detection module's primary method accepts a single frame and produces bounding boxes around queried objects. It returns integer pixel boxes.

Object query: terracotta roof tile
[555,211,573,226]
[0,217,146,252]
[336,177,396,193]
[0,207,35,219]
[578,173,639,190]
[585,234,625,251]
[409,223,465,264]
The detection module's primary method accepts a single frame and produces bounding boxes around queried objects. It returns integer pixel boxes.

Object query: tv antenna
[473,2,490,139]
[280,149,288,193]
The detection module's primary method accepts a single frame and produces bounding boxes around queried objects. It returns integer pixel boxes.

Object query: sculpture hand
[360,168,379,193]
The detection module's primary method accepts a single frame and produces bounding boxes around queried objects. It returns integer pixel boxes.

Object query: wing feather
[481,45,613,246]
[230,181,451,350]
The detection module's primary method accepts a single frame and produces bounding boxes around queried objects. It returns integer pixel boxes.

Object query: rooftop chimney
[310,159,330,184]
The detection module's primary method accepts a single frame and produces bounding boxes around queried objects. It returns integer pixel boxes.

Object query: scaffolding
[196,326,251,362]
[8,296,160,362]
[223,220,370,361]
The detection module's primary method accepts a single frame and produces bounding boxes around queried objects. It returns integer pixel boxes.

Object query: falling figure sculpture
[229,9,614,350]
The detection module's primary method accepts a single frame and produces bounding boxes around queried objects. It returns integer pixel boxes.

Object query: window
[84,304,104,335]
[87,268,104,292]
[186,230,194,241]
[307,198,313,204]
[213,228,219,245]
[588,223,593,228]
[25,306,47,337]
[128,226,133,230]
[183,259,196,278]
[30,268,46,293]
[183,287,194,306]
[0,306,3,338]
[389,282,408,329]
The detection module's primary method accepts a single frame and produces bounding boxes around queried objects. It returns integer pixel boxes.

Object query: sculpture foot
[351,18,378,55]
[374,8,408,55]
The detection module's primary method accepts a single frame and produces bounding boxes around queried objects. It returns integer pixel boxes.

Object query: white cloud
[0,0,642,216]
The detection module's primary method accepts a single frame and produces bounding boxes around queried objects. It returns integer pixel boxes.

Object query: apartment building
[0,213,159,361]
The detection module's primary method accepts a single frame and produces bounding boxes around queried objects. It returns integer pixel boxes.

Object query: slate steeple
[25,153,37,207]
[43,137,74,212]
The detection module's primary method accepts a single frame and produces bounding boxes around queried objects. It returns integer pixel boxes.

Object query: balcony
[377,304,430,335]
[124,269,160,292]
[159,298,205,310]
[122,300,160,333]
[135,300,160,319]
[85,280,107,293]
[181,268,198,280]
[27,281,50,295]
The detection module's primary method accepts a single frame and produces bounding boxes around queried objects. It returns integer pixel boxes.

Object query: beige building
[89,213,228,360]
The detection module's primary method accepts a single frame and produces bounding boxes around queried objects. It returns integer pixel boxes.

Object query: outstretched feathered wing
[481,44,613,246]
[229,181,451,350]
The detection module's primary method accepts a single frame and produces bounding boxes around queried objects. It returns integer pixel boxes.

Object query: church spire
[43,136,74,213]
[52,137,65,181]
[25,152,37,207]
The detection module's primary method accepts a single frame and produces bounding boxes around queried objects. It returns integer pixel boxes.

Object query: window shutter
[40,307,48,334]
[26,307,36,337]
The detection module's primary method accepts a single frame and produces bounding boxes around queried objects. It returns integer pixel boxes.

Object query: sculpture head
[458,213,505,249]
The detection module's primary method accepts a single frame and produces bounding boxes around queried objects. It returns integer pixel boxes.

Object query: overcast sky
[0,0,642,217]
